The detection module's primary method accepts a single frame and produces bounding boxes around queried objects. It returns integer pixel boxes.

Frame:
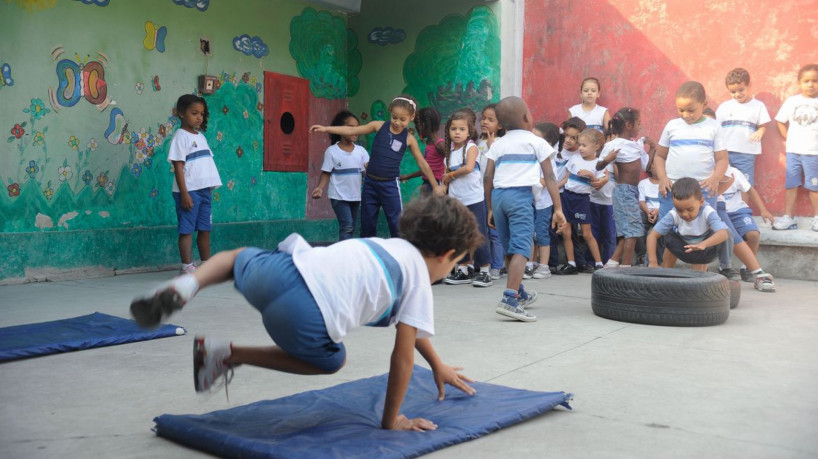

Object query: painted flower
[7,182,20,197]
[146,134,156,147]
[87,138,98,152]
[82,170,93,185]
[135,82,145,95]
[150,188,158,198]
[241,72,250,83]
[213,191,220,202]
[58,164,73,182]
[139,128,148,141]
[242,109,249,120]
[122,131,132,144]
[252,140,259,150]
[130,162,142,178]
[27,98,50,120]
[216,131,223,142]
[68,135,80,150]
[43,185,54,201]
[214,79,222,90]
[134,149,147,164]
[222,105,229,115]
[11,123,25,139]
[25,160,39,178]
[96,171,108,188]
[257,102,263,112]
[255,82,262,93]
[250,76,257,85]
[33,131,45,146]
[227,179,235,191]
[145,146,155,157]
[158,124,167,137]
[236,146,244,158]
[105,180,115,195]
[144,157,153,169]
[135,139,147,151]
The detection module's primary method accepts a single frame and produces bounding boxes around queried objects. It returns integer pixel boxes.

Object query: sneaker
[532,265,551,279]
[467,265,476,279]
[193,336,234,393]
[719,267,740,280]
[555,264,578,275]
[812,217,818,232]
[549,265,558,274]
[495,296,537,322]
[130,282,187,329]
[753,272,776,293]
[518,285,538,307]
[578,264,596,274]
[489,268,502,280]
[444,269,472,285]
[473,271,493,287]
[772,215,797,230]
[181,263,197,275]
[739,268,754,283]
[499,267,507,276]
[523,265,535,279]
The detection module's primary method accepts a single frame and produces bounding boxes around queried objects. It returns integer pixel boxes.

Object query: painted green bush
[290,7,362,99]
[402,5,500,120]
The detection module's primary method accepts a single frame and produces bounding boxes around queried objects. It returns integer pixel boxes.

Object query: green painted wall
[0,0,346,282]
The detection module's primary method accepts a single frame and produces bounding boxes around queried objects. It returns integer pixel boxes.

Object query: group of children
[135,64,817,431]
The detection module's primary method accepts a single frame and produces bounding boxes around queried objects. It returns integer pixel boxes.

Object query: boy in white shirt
[715,68,771,186]
[483,97,565,322]
[130,195,481,432]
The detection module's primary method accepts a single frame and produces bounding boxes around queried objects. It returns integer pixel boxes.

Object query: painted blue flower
[25,98,51,120]
[25,160,39,178]
[144,157,153,169]
[130,162,142,178]
[82,169,93,185]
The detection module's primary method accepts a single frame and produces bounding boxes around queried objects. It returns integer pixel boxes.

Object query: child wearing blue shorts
[167,94,222,274]
[130,195,481,432]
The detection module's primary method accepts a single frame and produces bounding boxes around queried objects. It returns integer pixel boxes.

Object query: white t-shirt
[487,129,554,188]
[602,137,643,164]
[638,178,661,210]
[721,166,752,213]
[715,98,771,155]
[658,117,726,181]
[477,138,490,177]
[590,162,615,205]
[320,143,369,201]
[166,129,222,192]
[554,149,577,191]
[568,104,608,132]
[279,234,434,343]
[653,205,728,244]
[447,141,484,206]
[775,94,818,156]
[565,155,603,195]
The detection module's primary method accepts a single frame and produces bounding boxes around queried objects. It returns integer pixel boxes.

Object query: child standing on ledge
[168,94,222,274]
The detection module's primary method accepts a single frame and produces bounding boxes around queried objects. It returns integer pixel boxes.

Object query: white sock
[595,262,603,268]
[752,268,763,274]
[526,262,535,268]
[459,265,469,274]
[606,260,620,267]
[480,266,489,273]
[172,274,199,302]
[740,264,747,269]
[568,261,577,267]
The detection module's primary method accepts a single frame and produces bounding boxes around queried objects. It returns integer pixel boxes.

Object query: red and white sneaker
[193,336,234,393]
[753,272,776,293]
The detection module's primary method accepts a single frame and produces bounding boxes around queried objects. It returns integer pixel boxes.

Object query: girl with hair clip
[568,77,611,133]
[399,107,445,194]
[311,95,443,238]
[478,104,506,279]
[441,111,493,287]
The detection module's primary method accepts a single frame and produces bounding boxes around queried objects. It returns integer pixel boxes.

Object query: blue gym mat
[154,365,572,458]
[0,312,185,362]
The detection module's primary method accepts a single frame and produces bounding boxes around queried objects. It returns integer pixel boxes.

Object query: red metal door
[263,72,309,172]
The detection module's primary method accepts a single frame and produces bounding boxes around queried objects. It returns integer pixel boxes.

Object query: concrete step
[753,217,818,281]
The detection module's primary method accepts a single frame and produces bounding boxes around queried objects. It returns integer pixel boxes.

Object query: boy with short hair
[130,194,481,432]
[483,97,566,322]
[715,68,771,185]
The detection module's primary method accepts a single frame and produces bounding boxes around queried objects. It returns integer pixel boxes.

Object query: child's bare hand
[648,209,658,223]
[433,184,446,196]
[487,210,496,229]
[309,125,327,133]
[648,261,660,268]
[181,192,194,210]
[391,414,437,432]
[433,364,476,400]
[761,211,775,225]
[700,177,719,198]
[684,243,706,252]
[749,130,764,142]
[552,210,567,230]
[658,178,672,197]
[311,187,322,199]
[644,136,657,150]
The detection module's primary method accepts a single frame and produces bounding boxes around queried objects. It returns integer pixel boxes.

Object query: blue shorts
[233,248,346,373]
[728,152,757,186]
[728,207,760,238]
[785,152,818,191]
[492,187,534,258]
[563,190,591,224]
[613,184,645,238]
[664,230,719,265]
[173,188,213,234]
[534,206,553,246]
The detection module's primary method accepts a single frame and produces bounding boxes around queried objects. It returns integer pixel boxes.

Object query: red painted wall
[523,0,817,216]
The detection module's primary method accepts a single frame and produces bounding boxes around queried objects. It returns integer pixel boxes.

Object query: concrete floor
[1,270,817,459]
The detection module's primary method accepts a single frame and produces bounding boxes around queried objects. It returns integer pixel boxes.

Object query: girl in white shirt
[568,77,611,133]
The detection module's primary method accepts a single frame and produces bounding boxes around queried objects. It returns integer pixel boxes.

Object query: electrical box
[198,75,218,94]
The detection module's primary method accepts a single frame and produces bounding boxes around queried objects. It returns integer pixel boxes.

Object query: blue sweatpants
[360,176,402,238]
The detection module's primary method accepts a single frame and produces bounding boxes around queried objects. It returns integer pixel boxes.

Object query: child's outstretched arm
[597,149,619,170]
[684,229,728,252]
[383,323,437,431]
[415,338,475,401]
[310,120,380,136]
[747,187,774,224]
[407,136,444,195]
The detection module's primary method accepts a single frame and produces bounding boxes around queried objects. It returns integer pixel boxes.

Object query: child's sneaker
[812,216,818,232]
[772,215,797,230]
[719,267,740,280]
[532,265,551,279]
[444,269,472,285]
[578,264,596,274]
[181,263,197,275]
[517,285,538,307]
[130,280,189,329]
[739,268,754,283]
[495,295,537,322]
[555,264,578,275]
[489,268,502,280]
[194,336,235,393]
[473,271,493,287]
[523,265,535,279]
[753,272,776,293]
